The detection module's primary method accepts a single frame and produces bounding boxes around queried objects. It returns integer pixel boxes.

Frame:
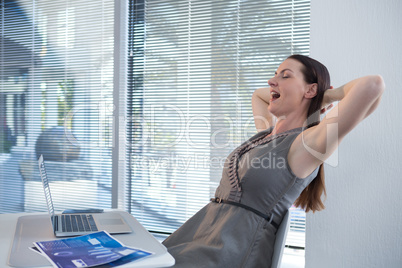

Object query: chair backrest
[271,209,291,268]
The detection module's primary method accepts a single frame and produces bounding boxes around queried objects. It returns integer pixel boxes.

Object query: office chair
[271,209,291,268]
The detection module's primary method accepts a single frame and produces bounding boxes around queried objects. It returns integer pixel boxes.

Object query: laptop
[38,154,132,237]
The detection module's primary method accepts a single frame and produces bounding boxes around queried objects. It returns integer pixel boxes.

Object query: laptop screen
[38,155,56,228]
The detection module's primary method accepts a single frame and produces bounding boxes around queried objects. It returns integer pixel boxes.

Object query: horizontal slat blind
[127,0,310,247]
[0,0,115,213]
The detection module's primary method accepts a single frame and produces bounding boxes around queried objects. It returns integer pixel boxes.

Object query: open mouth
[270,90,281,101]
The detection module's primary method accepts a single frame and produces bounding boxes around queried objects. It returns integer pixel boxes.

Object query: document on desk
[32,231,153,268]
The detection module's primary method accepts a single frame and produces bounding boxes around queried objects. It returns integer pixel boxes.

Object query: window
[126,0,310,249]
[0,0,115,213]
[0,0,311,250]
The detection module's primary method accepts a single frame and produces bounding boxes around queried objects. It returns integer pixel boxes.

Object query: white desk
[0,211,175,268]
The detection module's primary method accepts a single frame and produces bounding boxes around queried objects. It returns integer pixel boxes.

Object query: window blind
[0,0,115,214]
[127,0,310,248]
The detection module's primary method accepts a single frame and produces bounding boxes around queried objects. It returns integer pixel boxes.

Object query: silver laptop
[38,154,132,237]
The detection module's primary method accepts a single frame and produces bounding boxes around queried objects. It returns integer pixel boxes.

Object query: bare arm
[322,76,383,124]
[289,75,385,178]
[252,87,276,132]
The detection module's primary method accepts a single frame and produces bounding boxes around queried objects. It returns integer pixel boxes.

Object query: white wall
[306,0,402,267]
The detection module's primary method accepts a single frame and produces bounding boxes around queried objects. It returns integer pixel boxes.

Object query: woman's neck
[271,115,307,136]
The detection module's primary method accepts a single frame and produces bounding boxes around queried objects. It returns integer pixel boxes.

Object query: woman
[162,55,384,267]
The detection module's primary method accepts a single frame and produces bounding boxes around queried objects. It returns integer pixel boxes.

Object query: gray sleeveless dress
[162,127,319,267]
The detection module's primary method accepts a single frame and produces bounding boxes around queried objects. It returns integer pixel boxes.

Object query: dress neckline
[260,126,304,141]
[227,126,304,202]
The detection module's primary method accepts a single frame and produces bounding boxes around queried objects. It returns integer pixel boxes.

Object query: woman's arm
[322,76,383,123]
[289,75,385,178]
[252,87,276,132]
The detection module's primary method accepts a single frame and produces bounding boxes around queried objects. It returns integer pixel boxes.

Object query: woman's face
[267,58,312,118]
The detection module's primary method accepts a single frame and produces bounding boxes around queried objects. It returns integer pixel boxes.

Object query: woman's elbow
[370,75,385,96]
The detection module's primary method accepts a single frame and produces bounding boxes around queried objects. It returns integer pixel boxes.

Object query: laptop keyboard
[59,214,99,232]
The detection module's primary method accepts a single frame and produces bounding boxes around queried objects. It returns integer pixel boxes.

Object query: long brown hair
[288,54,330,213]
